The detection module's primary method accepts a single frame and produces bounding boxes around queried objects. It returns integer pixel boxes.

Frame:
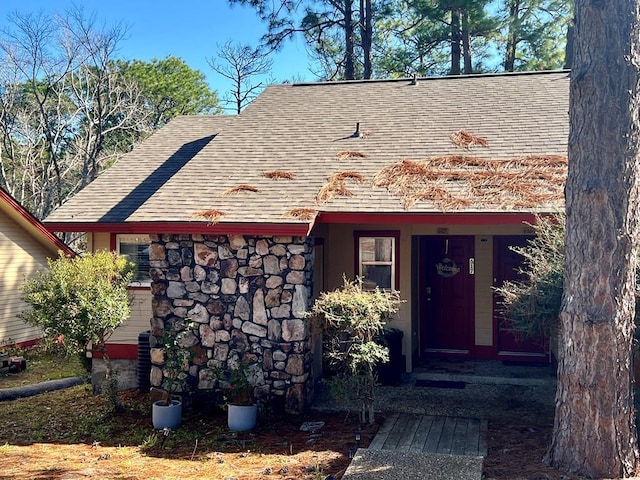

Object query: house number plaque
[435,257,460,278]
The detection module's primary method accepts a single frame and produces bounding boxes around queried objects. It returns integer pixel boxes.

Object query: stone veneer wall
[148,234,314,414]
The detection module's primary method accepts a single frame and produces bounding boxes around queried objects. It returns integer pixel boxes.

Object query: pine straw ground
[0,386,637,480]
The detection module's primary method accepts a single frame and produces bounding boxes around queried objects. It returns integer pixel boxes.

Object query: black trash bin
[137,331,151,393]
[377,327,404,386]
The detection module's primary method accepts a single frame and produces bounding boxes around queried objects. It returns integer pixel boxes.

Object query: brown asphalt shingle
[45,71,570,227]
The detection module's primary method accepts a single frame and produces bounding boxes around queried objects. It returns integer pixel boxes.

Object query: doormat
[418,360,475,375]
[502,360,549,367]
[414,379,466,389]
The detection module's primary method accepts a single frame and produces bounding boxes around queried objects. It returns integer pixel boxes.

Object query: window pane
[362,264,392,290]
[374,238,393,262]
[120,241,150,283]
[360,237,393,262]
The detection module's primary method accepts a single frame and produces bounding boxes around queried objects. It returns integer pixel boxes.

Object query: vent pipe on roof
[411,73,418,85]
[352,122,363,138]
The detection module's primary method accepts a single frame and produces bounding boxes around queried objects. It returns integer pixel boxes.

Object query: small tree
[20,251,134,409]
[308,277,402,424]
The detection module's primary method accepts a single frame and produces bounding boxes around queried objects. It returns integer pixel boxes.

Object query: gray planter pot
[227,404,257,432]
[152,399,182,429]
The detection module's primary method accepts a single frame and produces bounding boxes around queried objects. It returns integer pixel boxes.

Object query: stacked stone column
[148,234,314,414]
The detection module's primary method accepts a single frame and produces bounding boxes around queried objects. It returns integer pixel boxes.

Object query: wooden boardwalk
[368,413,487,457]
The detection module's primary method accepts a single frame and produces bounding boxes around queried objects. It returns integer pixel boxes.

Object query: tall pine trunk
[504,0,520,71]
[544,0,640,477]
[461,8,472,74]
[344,0,355,80]
[360,0,372,79]
[450,9,461,75]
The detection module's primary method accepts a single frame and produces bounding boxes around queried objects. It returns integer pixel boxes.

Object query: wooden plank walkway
[369,413,487,457]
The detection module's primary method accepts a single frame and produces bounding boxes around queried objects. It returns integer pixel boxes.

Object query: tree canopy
[118,56,221,129]
[231,0,573,79]
[0,7,221,221]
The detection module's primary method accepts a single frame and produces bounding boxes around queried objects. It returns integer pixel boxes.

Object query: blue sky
[0,1,312,111]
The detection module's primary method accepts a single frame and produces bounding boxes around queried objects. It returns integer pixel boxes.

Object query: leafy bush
[495,214,565,343]
[20,251,134,409]
[495,213,640,346]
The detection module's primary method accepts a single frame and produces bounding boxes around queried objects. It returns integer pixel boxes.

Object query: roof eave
[43,221,313,237]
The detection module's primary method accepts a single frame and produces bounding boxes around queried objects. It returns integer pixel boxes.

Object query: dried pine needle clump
[374,155,567,210]
[316,171,366,204]
[223,184,259,195]
[262,170,296,180]
[373,159,469,209]
[192,209,226,224]
[284,208,318,221]
[450,130,489,149]
[336,150,368,161]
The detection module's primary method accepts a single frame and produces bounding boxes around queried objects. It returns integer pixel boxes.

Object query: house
[0,188,75,347]
[44,70,570,413]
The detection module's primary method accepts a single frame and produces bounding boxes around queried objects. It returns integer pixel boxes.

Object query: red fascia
[316,212,539,225]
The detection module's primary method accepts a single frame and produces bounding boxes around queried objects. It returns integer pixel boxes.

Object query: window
[355,231,399,290]
[117,234,151,284]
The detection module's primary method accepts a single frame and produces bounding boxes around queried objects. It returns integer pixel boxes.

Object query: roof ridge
[291,69,570,87]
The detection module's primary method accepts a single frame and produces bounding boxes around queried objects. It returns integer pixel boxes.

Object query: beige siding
[91,232,111,251]
[89,232,152,346]
[108,290,152,344]
[474,236,494,346]
[320,222,535,372]
[0,211,52,345]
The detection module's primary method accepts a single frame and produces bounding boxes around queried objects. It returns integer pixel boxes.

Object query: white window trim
[116,234,151,286]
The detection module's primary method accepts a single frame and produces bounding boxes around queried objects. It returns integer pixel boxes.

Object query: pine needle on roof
[373,155,567,211]
[262,170,296,180]
[316,171,366,204]
[192,209,226,224]
[284,208,318,221]
[336,150,368,161]
[223,184,259,195]
[450,130,489,149]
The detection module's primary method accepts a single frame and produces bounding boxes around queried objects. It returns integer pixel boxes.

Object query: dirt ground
[485,417,640,480]
[0,385,638,479]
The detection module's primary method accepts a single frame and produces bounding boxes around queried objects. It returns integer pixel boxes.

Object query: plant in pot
[218,359,258,432]
[152,329,193,430]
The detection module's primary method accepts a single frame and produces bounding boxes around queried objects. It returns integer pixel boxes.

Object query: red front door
[420,236,475,357]
[494,236,548,362]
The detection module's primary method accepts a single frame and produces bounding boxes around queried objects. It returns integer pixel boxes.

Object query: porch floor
[369,412,487,456]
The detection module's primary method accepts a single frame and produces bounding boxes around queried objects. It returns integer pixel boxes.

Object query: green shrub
[20,251,134,410]
[308,277,403,424]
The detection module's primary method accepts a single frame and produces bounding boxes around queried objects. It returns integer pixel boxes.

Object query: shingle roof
[45,70,569,230]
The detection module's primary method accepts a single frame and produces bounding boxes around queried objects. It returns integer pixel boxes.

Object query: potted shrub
[219,360,258,432]
[151,329,193,430]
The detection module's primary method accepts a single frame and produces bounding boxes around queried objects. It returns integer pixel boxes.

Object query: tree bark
[563,24,574,70]
[544,0,640,477]
[450,9,461,75]
[461,8,472,74]
[504,0,519,71]
[344,0,355,80]
[360,0,372,79]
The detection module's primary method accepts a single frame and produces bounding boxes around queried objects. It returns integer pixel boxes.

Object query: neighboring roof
[0,188,75,257]
[45,71,570,234]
